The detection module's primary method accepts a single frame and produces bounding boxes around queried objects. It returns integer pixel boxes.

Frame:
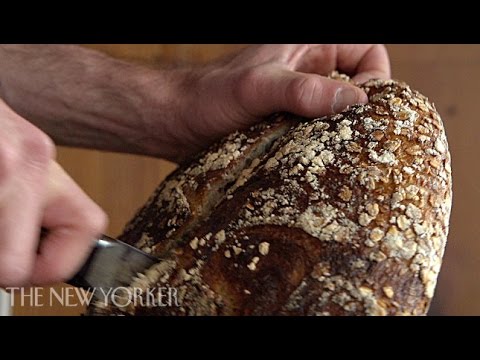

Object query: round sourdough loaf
[90,76,452,316]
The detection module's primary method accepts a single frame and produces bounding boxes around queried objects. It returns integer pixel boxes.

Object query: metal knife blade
[67,235,158,292]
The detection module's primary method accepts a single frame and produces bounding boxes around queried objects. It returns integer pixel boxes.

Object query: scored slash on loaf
[89,75,452,316]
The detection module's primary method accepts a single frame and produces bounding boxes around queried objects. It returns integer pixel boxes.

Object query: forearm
[0,45,186,160]
[0,45,388,164]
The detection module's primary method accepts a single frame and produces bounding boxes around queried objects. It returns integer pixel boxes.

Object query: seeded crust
[119,115,296,256]
[90,76,452,316]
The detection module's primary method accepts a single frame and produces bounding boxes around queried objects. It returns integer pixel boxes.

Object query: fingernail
[333,87,363,113]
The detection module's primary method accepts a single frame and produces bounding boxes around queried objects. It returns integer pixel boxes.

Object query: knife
[66,234,158,292]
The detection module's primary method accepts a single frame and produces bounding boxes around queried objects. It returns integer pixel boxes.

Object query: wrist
[137,65,202,162]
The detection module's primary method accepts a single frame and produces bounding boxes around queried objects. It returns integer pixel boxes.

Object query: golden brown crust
[119,115,295,255]
[91,77,452,316]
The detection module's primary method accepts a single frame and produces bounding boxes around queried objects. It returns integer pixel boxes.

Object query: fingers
[348,45,391,83]
[235,65,368,118]
[31,162,108,285]
[293,44,338,74]
[0,117,54,287]
[0,99,108,287]
[295,44,391,83]
[229,45,310,67]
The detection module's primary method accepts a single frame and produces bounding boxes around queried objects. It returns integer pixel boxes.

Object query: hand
[0,45,390,165]
[168,44,390,162]
[0,99,108,287]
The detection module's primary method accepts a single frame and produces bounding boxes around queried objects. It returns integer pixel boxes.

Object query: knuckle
[370,43,387,57]
[369,43,387,56]
[0,140,20,186]
[376,43,387,51]
[235,67,264,102]
[22,128,56,163]
[287,76,321,114]
[81,203,109,236]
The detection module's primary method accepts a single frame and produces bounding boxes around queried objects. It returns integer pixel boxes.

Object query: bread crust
[91,78,452,316]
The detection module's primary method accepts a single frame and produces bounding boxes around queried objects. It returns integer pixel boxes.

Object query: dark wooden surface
[13,45,478,315]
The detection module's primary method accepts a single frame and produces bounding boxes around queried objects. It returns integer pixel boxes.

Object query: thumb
[237,66,368,118]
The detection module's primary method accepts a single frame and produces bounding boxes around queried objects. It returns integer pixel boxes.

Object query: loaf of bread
[89,76,452,316]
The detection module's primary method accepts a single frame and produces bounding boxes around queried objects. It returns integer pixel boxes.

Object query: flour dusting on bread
[89,74,452,316]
